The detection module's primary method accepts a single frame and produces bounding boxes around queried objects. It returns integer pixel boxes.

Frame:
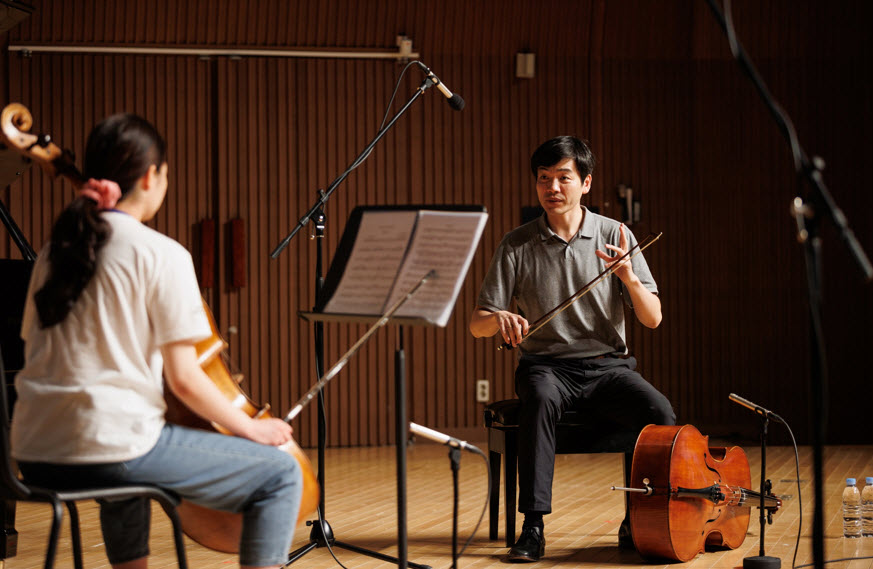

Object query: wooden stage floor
[3,443,872,569]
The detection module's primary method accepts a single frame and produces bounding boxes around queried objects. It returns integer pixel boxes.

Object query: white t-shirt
[11,211,212,464]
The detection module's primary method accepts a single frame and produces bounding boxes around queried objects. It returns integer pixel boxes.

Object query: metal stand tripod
[282,207,430,569]
[271,70,449,569]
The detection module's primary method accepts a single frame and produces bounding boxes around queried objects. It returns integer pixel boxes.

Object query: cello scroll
[0,103,85,186]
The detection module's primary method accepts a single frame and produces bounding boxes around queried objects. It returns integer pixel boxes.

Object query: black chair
[485,398,636,547]
[0,351,189,569]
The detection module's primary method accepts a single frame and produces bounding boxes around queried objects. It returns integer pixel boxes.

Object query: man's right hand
[494,310,530,347]
[470,308,529,347]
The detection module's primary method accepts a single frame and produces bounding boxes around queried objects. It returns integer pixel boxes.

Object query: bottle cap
[867,477,873,484]
[847,478,856,485]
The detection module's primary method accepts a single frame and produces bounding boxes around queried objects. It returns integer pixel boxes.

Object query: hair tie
[79,179,122,210]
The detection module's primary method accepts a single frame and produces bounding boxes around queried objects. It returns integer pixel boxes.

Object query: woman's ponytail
[34,113,165,328]
[34,196,110,327]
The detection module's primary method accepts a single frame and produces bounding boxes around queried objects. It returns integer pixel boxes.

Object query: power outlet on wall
[476,379,490,403]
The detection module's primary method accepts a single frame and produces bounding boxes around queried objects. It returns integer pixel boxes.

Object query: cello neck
[736,486,782,511]
[714,484,782,511]
[674,483,781,511]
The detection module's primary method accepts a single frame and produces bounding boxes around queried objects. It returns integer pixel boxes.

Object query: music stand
[296,205,488,569]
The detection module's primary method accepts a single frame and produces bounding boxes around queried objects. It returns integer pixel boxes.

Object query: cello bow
[498,231,662,351]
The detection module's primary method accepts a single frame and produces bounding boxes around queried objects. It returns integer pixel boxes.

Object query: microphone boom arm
[271,73,440,258]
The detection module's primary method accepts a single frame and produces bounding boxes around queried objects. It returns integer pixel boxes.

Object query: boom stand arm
[270,76,433,260]
[703,3,873,568]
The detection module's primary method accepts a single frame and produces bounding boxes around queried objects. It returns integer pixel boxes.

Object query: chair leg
[622,452,632,523]
[162,506,189,569]
[43,499,64,569]
[153,497,188,569]
[65,502,85,569]
[488,449,501,541]
[504,431,518,548]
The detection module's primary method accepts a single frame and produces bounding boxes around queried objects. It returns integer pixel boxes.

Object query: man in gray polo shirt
[470,136,675,562]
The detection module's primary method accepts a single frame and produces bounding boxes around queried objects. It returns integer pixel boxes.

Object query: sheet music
[321,207,488,327]
[323,210,417,314]
[387,211,489,326]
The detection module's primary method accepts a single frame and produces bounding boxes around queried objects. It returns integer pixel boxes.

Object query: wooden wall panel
[2,0,870,447]
[3,53,213,255]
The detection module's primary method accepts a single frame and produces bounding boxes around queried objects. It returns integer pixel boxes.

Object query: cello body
[164,301,320,553]
[629,424,753,562]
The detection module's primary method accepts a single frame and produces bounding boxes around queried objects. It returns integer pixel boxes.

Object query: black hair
[34,114,166,327]
[530,136,596,179]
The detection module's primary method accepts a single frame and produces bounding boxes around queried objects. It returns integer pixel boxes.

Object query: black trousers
[514,354,676,514]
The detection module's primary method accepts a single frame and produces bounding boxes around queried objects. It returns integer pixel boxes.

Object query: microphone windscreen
[449,94,466,111]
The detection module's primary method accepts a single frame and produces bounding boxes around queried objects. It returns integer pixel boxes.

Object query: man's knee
[517,382,565,426]
[517,366,564,406]
[649,393,676,425]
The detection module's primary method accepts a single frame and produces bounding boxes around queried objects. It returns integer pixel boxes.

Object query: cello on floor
[615,424,781,562]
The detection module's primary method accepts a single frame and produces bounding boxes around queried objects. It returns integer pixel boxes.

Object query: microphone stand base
[307,518,335,545]
[743,555,781,569]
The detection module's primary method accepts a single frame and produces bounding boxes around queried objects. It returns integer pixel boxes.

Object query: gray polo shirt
[476,208,658,358]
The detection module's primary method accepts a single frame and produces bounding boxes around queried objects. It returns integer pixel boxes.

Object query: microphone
[729,393,783,423]
[409,422,481,453]
[415,62,465,111]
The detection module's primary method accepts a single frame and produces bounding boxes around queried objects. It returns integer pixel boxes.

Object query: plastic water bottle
[862,477,873,537]
[843,478,862,538]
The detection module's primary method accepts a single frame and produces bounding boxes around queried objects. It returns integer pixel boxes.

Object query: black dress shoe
[618,518,634,549]
[508,526,545,562]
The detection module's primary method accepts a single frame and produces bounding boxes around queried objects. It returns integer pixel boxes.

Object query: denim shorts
[20,423,303,566]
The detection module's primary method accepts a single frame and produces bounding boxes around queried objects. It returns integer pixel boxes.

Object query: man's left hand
[595,223,635,283]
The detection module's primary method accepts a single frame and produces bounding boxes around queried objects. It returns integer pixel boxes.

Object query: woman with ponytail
[10,114,303,569]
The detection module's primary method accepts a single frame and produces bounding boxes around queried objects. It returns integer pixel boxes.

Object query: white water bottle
[861,476,873,537]
[843,478,862,538]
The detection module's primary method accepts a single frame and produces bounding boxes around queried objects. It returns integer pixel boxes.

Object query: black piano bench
[484,398,636,547]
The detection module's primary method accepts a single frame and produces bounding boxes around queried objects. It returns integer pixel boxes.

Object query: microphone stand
[408,423,484,569]
[704,3,873,568]
[449,446,461,569]
[275,76,440,569]
[729,394,782,568]
[744,413,779,569]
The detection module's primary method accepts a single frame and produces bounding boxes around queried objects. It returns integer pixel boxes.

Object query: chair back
[0,350,34,501]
